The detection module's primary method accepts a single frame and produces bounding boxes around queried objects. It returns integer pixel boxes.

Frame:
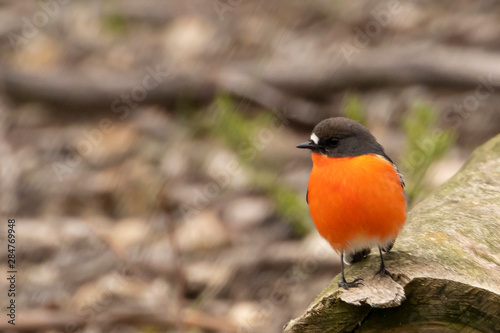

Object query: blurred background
[1,1,500,332]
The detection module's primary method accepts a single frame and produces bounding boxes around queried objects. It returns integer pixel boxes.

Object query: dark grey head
[296,117,387,158]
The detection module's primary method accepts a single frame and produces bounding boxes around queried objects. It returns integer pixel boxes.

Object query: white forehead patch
[310,133,319,144]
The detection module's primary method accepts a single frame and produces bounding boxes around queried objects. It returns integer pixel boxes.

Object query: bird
[296,117,406,289]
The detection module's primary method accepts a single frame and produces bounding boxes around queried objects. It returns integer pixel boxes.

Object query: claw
[375,246,394,279]
[339,252,364,290]
[375,266,393,278]
[338,278,363,290]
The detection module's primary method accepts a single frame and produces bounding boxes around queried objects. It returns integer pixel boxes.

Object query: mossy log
[284,134,500,333]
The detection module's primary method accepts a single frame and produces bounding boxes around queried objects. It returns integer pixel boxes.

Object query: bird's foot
[338,278,363,290]
[375,266,393,278]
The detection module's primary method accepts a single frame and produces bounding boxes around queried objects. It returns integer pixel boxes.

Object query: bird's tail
[343,239,395,264]
[382,239,395,252]
[344,248,371,264]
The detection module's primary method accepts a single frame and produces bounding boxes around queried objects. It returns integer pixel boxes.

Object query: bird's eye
[326,137,339,146]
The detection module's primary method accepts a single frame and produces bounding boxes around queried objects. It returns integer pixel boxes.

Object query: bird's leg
[338,252,363,290]
[375,246,393,277]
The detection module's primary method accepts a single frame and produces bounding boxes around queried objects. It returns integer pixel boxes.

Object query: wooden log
[0,66,215,108]
[3,44,500,109]
[257,44,500,96]
[284,134,500,333]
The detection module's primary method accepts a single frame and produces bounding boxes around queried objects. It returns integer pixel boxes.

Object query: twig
[159,187,186,333]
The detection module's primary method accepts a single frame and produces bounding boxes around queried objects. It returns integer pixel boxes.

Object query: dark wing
[380,153,405,189]
[306,188,309,204]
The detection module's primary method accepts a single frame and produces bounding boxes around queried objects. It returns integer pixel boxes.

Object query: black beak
[296,141,316,149]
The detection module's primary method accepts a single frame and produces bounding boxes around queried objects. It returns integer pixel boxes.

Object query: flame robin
[297,117,406,289]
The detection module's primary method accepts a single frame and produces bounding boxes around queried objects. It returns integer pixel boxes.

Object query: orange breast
[308,153,406,252]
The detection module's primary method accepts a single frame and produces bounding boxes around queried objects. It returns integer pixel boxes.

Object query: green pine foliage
[343,94,367,125]
[399,102,456,204]
[200,94,312,235]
